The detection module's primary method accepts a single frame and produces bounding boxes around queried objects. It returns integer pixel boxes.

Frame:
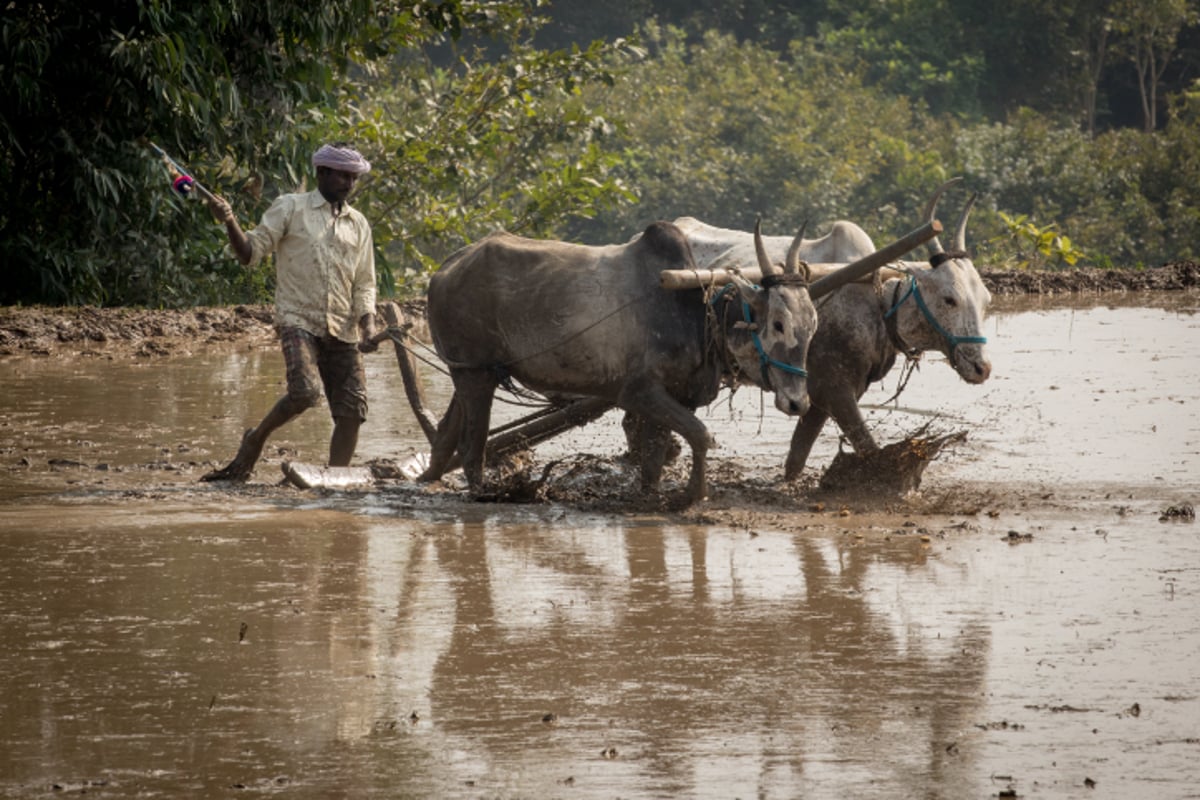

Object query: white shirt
[245,190,376,343]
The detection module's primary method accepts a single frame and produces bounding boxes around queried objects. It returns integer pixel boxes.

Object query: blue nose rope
[712,284,808,388]
[883,273,987,359]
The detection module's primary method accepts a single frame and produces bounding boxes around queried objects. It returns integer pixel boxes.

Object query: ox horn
[953,191,979,253]
[785,220,810,282]
[754,217,781,277]
[922,177,962,256]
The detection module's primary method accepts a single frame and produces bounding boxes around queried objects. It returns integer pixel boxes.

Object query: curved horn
[953,191,978,253]
[922,177,962,256]
[785,219,810,281]
[754,217,781,277]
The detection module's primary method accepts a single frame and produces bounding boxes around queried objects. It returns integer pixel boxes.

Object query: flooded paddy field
[1,290,1198,798]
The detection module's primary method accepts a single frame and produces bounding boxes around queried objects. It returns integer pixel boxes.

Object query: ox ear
[754,217,781,277]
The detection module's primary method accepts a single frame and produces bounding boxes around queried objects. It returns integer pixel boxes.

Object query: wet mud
[1,286,1199,798]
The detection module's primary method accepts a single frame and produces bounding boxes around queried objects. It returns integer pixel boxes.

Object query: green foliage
[562,23,1200,271]
[331,30,640,295]
[567,27,937,243]
[0,0,519,306]
[994,213,1087,269]
[1,0,644,306]
[1111,0,1200,131]
[5,0,1200,310]
[817,0,988,117]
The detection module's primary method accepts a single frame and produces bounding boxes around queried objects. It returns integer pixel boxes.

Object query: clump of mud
[819,426,968,495]
[468,449,693,512]
[1159,503,1195,522]
[470,450,552,503]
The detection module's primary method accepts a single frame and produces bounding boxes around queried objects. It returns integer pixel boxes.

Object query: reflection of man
[201,143,378,482]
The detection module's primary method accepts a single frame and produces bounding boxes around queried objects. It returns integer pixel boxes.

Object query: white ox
[674,179,992,480]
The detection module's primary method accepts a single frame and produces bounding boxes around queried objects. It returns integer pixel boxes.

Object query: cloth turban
[311,144,371,175]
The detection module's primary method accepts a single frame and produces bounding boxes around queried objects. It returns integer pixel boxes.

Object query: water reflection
[334,511,993,797]
[0,498,997,798]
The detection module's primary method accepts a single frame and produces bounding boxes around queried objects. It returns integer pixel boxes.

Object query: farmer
[201,142,378,482]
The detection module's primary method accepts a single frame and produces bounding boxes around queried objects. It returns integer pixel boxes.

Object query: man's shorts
[280,326,368,422]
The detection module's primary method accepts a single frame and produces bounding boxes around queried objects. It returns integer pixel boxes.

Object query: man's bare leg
[201,397,302,482]
[328,416,361,467]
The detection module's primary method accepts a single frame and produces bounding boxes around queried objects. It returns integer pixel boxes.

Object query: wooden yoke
[659,219,943,294]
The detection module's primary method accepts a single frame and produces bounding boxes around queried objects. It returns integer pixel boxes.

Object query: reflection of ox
[674,179,992,479]
[419,221,819,505]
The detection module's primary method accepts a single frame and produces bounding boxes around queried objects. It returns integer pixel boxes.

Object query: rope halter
[713,281,809,390]
[883,268,987,360]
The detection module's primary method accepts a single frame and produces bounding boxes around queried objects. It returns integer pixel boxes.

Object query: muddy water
[1,292,1198,799]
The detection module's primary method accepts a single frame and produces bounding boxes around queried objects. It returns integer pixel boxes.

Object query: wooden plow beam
[444,396,614,474]
[375,301,440,443]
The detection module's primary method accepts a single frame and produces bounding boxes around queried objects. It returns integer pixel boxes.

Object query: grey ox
[674,179,993,480]
[419,220,824,505]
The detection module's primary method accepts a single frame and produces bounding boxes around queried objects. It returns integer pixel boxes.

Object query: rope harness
[711,279,809,390]
[882,264,987,360]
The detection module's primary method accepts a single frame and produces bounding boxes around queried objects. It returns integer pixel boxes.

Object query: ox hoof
[665,489,706,511]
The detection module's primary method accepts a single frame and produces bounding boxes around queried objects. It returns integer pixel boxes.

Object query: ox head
[725,221,816,417]
[887,179,992,384]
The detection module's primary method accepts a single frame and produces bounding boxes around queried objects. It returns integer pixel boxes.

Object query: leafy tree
[535,0,825,52]
[0,0,626,306]
[1078,4,1117,136]
[567,26,949,245]
[1,0,439,305]
[325,30,640,293]
[818,0,988,118]
[1112,0,1199,131]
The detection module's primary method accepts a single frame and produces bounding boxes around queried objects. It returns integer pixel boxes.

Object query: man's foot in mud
[200,429,262,482]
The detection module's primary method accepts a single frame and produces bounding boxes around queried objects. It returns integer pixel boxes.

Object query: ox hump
[634,221,696,268]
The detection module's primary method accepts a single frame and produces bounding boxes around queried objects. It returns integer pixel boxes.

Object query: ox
[673,179,992,480]
[419,220,820,505]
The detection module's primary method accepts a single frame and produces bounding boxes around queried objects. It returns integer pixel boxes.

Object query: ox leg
[450,369,499,495]
[785,408,829,482]
[619,383,714,505]
[418,392,464,483]
[621,412,680,476]
[835,400,883,455]
[635,420,675,492]
[828,395,880,457]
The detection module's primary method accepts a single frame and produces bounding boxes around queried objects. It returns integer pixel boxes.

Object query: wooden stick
[809,220,941,299]
[375,302,440,445]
